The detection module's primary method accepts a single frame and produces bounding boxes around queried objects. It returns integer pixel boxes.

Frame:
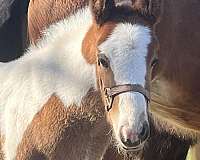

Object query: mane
[0,7,96,159]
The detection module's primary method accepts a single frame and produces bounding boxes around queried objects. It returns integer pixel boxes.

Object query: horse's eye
[98,58,109,68]
[98,54,109,68]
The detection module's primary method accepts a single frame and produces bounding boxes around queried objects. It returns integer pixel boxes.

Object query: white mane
[0,7,96,160]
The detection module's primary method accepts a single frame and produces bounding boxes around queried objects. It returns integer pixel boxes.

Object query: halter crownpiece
[104,84,150,112]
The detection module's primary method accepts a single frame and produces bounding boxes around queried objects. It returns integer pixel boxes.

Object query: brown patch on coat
[16,89,111,160]
[82,22,116,64]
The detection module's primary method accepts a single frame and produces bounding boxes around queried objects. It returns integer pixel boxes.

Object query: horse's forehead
[98,23,151,59]
[98,23,151,86]
[82,16,151,64]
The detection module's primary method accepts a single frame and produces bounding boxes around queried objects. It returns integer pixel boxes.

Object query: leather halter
[103,52,158,112]
[104,84,150,112]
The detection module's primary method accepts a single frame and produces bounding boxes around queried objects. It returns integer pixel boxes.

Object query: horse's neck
[153,0,200,99]
[28,6,96,107]
[151,0,200,137]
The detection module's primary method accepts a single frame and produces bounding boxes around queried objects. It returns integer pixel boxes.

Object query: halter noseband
[104,84,150,112]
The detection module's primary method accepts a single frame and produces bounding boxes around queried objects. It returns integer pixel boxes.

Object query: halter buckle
[104,88,114,112]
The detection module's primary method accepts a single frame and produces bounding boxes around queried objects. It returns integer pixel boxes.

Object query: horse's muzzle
[119,121,150,151]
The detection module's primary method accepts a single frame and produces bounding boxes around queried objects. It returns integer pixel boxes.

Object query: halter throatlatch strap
[104,84,150,112]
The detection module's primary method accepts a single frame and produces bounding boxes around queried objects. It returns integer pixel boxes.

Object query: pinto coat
[27,0,192,160]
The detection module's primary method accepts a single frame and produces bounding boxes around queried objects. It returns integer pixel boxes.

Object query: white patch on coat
[0,7,96,160]
[99,24,151,138]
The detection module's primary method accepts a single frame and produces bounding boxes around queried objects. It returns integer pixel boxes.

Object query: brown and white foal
[0,0,158,159]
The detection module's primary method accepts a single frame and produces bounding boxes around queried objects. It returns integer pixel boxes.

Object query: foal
[27,0,192,160]
[1,0,159,159]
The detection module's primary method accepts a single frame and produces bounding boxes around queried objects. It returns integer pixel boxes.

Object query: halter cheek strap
[104,84,150,112]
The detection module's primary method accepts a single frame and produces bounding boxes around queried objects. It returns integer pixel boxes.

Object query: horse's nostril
[140,126,146,137]
[138,121,150,141]
[126,139,132,145]
[122,137,140,147]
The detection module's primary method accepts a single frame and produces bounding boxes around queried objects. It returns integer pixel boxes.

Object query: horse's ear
[132,0,162,21]
[90,0,115,25]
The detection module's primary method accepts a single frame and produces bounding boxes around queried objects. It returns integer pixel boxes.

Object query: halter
[103,52,158,112]
[104,84,150,111]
